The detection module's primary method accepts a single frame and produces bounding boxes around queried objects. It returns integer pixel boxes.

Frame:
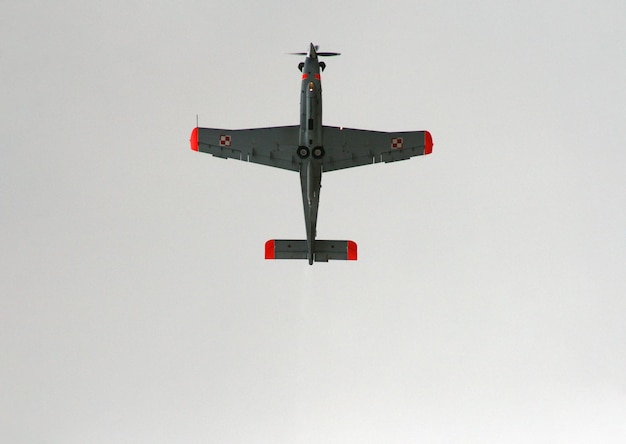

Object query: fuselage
[299,56,323,148]
[298,44,324,264]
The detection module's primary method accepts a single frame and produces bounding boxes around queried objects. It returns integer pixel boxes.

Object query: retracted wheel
[297,146,310,158]
[312,146,325,159]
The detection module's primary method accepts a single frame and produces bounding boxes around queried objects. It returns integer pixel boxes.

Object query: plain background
[2,0,625,442]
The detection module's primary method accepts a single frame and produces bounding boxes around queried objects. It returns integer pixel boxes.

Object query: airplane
[189,43,433,265]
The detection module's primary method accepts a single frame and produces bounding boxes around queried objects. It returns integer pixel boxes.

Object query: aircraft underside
[190,43,433,264]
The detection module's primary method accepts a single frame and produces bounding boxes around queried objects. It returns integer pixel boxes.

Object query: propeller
[289,44,341,57]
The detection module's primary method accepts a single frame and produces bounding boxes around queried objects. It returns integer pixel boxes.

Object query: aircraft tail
[265,240,357,263]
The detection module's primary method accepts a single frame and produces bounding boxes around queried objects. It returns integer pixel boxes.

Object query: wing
[190,126,300,172]
[321,126,433,172]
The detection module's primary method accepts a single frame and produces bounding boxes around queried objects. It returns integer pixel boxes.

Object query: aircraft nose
[308,43,317,58]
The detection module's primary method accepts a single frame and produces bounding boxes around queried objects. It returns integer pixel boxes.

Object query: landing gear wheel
[312,146,325,159]
[297,146,310,159]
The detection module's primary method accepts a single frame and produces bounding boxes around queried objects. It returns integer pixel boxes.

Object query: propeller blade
[288,52,341,57]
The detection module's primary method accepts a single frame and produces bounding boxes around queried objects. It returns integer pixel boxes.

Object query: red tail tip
[347,241,358,260]
[424,131,433,155]
[190,127,199,151]
[265,240,275,259]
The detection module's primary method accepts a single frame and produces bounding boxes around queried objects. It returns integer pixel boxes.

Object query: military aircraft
[190,43,433,265]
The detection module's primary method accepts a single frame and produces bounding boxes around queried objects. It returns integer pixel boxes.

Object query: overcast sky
[2,0,625,442]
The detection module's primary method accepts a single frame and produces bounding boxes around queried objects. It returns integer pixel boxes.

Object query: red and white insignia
[219,135,231,147]
[391,137,403,150]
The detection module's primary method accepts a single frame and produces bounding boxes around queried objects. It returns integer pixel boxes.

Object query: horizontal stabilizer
[265,240,357,262]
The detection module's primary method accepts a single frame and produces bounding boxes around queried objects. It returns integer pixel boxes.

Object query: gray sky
[2,0,625,442]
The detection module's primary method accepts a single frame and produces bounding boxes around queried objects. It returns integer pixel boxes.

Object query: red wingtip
[424,131,433,155]
[190,127,199,151]
[265,240,275,259]
[347,241,358,261]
